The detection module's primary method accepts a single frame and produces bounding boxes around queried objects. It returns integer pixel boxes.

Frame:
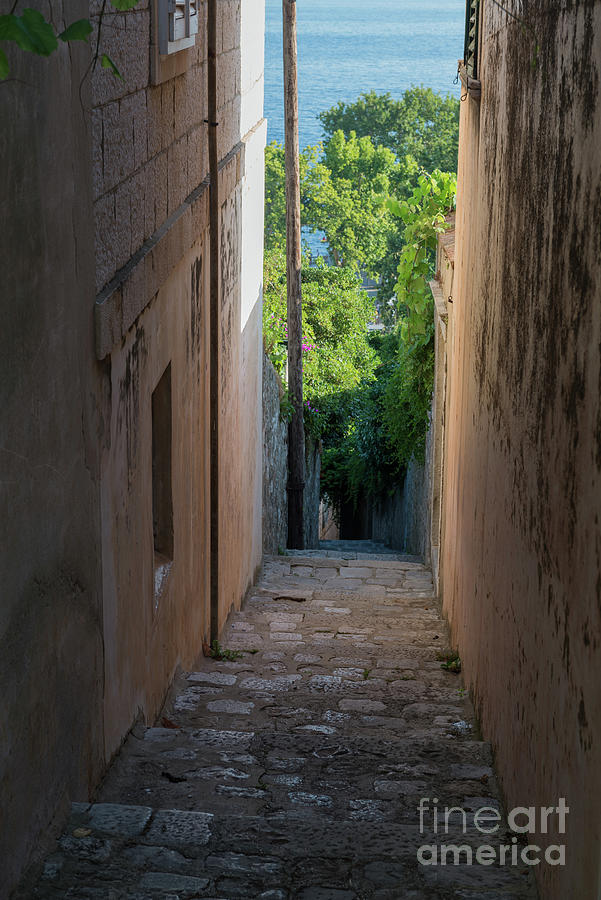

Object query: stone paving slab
[23,543,536,900]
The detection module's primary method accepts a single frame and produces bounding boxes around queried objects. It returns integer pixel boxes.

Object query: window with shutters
[158,0,199,55]
[463,0,480,79]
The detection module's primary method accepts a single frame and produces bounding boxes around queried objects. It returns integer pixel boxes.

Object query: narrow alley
[26,543,535,899]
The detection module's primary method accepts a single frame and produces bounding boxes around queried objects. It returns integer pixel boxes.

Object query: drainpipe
[207,0,220,643]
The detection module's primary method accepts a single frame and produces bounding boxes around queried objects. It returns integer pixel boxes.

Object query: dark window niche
[152,364,173,599]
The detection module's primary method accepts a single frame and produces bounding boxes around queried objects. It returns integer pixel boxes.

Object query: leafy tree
[265,131,398,275]
[318,173,455,519]
[263,90,458,526]
[381,335,435,469]
[319,91,400,149]
[262,248,378,436]
[319,87,460,175]
[308,130,399,272]
[264,142,330,251]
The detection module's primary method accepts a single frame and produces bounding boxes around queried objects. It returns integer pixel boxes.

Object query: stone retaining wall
[262,353,320,552]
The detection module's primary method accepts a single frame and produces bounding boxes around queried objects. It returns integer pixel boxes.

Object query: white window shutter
[160,0,198,55]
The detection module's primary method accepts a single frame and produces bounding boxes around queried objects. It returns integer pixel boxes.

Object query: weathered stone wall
[94,0,266,758]
[0,0,265,891]
[369,427,433,562]
[262,354,321,552]
[0,4,103,893]
[90,0,238,295]
[441,3,601,897]
[262,354,288,554]
[304,438,321,549]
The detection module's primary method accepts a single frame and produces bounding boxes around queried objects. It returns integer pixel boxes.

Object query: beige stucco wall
[0,3,104,894]
[100,234,212,754]
[94,0,265,756]
[441,2,601,897]
[1,0,265,891]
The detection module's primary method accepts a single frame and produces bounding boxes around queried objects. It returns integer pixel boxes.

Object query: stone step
[29,801,535,899]
[24,550,536,900]
[97,720,496,820]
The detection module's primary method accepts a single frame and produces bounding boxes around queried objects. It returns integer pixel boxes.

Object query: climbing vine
[386,169,456,345]
[0,1,141,82]
[319,173,455,521]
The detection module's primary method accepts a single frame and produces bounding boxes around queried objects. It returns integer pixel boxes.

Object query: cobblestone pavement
[26,543,536,899]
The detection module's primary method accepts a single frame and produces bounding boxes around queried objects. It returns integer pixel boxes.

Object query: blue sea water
[264,0,466,149]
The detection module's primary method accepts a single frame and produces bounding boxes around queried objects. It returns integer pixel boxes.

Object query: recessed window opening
[152,363,173,601]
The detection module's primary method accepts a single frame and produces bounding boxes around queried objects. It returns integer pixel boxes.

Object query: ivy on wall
[0,1,140,81]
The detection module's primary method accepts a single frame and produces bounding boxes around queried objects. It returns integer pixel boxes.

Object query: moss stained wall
[442,2,601,897]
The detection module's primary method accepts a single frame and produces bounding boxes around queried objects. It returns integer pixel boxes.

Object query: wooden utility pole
[283,0,305,549]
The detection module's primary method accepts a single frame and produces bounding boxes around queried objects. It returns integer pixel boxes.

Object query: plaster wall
[217,116,267,631]
[96,0,266,751]
[0,3,104,893]
[1,0,265,885]
[100,237,212,755]
[441,2,601,897]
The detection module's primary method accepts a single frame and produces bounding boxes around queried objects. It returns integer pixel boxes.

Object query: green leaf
[0,47,8,79]
[0,15,20,42]
[59,19,93,42]
[110,0,140,9]
[101,52,123,79]
[0,9,58,56]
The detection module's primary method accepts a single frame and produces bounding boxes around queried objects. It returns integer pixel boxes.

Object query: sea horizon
[264,0,466,149]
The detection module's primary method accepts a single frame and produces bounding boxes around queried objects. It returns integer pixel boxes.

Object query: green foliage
[208,640,242,662]
[262,249,378,439]
[264,142,331,251]
[437,649,462,673]
[320,356,406,512]
[264,89,458,528]
[319,91,399,149]
[265,135,396,274]
[101,53,123,80]
[319,169,454,520]
[0,1,140,81]
[59,20,93,43]
[386,169,456,342]
[381,335,435,467]
[279,389,294,425]
[0,9,58,58]
[319,87,460,175]
[265,88,459,316]
[308,130,399,273]
[320,334,434,517]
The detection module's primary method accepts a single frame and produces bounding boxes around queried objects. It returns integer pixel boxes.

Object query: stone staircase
[23,545,536,899]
